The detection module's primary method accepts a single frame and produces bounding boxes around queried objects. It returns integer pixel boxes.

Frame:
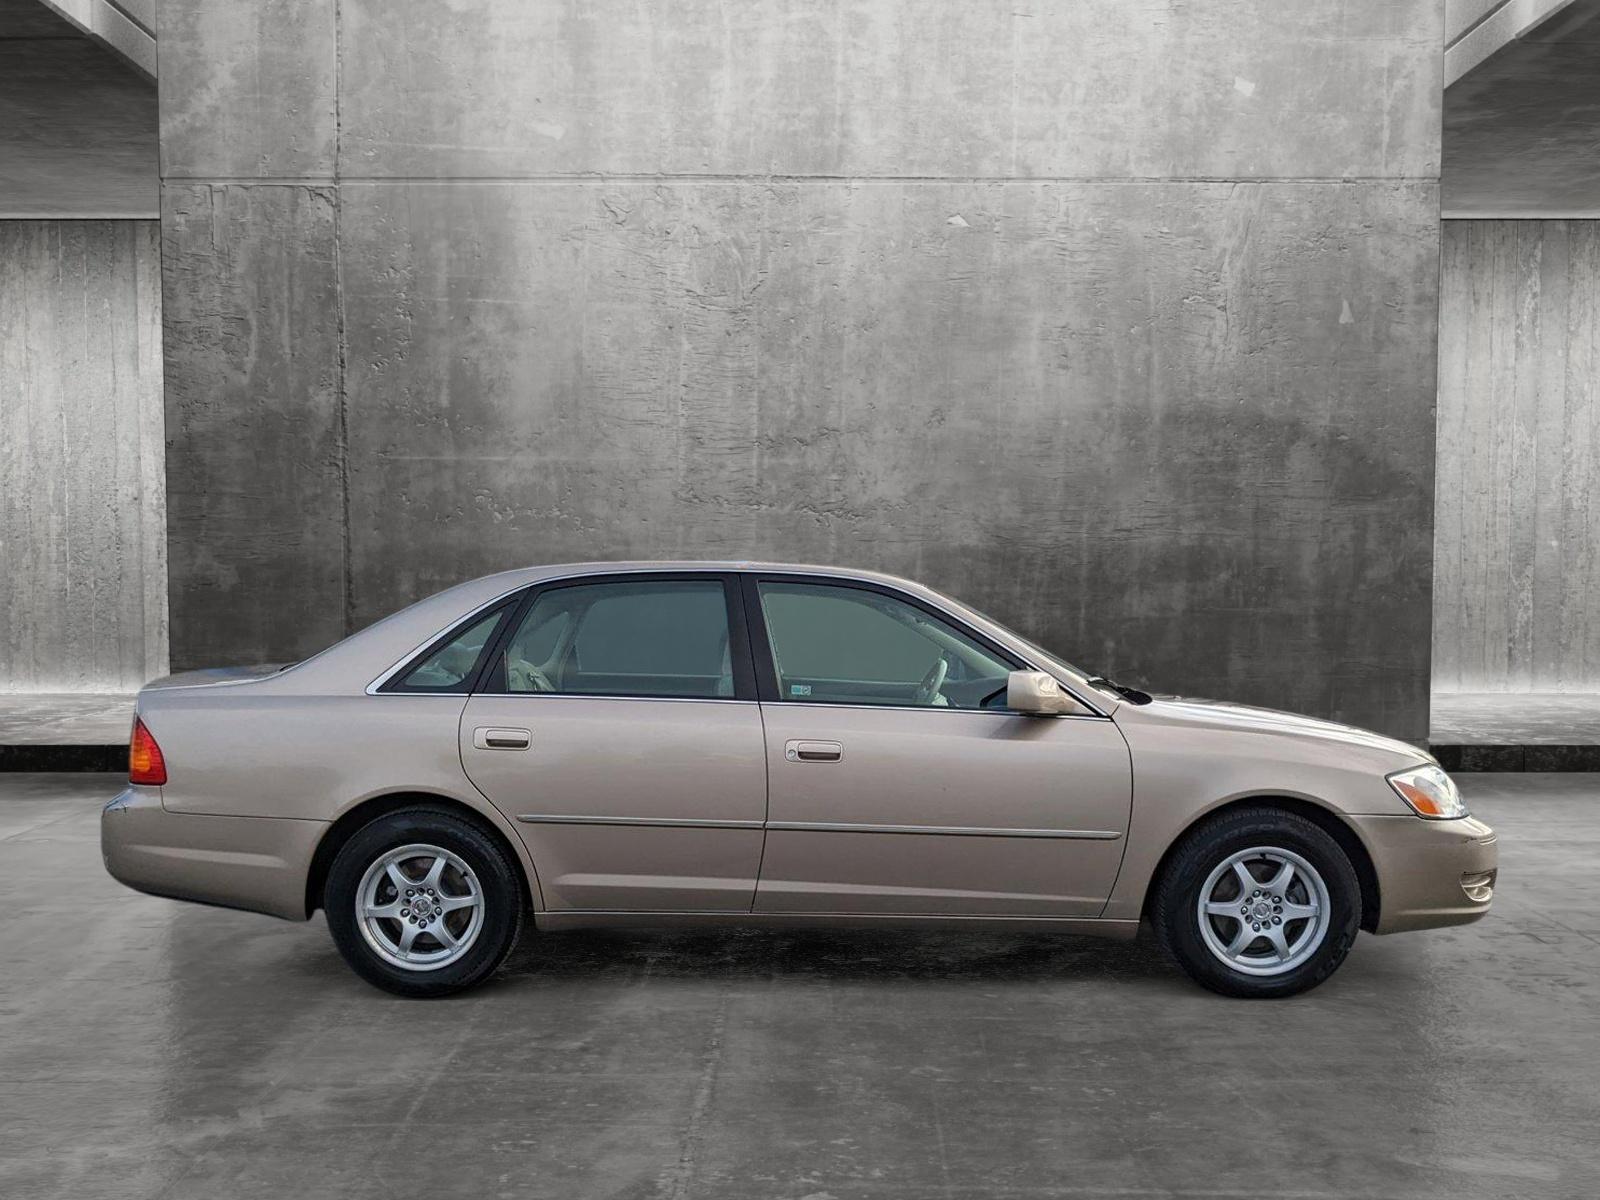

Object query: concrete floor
[0,693,133,744]
[2,775,1598,1199]
[1430,692,1600,745]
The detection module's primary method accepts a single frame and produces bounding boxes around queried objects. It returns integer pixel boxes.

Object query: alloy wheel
[355,843,485,972]
[1196,845,1331,977]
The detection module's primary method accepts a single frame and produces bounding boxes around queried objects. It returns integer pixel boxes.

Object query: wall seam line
[158,175,1443,187]
[333,0,352,638]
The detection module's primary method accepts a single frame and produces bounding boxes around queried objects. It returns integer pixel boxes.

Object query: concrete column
[1435,219,1600,691]
[0,220,167,690]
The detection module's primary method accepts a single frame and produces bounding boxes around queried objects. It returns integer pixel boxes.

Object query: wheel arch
[1141,795,1381,933]
[304,791,539,919]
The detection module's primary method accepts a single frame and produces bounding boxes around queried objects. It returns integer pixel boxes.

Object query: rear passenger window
[500,580,736,699]
[391,608,506,692]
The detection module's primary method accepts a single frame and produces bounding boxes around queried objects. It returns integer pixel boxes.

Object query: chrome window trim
[766,820,1123,840]
[368,691,473,697]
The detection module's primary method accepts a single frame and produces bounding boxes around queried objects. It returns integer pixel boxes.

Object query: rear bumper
[101,787,323,921]
[1350,813,1499,934]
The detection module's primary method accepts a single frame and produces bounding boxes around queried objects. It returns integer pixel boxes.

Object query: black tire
[325,806,525,998]
[1151,807,1361,999]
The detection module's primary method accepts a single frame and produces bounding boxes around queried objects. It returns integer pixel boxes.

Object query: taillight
[129,716,167,785]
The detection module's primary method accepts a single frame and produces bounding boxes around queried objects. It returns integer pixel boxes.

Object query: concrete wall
[160,0,1443,738]
[1436,220,1600,691]
[0,220,167,691]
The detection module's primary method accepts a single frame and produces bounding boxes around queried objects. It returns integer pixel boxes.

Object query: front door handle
[785,739,842,763]
[473,727,531,751]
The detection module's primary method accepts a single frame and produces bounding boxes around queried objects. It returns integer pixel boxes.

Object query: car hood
[1128,694,1433,765]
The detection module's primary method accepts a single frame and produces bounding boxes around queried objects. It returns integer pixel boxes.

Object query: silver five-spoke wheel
[1197,845,1330,976]
[356,843,485,972]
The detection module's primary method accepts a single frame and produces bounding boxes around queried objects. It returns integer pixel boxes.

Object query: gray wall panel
[0,220,166,690]
[160,185,346,665]
[337,0,1438,180]
[157,0,336,179]
[340,180,1439,733]
[1436,219,1600,691]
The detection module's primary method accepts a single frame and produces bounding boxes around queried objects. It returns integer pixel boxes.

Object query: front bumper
[1349,812,1499,934]
[102,787,323,921]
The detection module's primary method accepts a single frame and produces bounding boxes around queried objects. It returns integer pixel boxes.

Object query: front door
[746,577,1132,917]
[460,574,767,912]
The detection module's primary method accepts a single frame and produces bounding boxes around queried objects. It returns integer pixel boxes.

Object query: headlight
[1387,764,1468,820]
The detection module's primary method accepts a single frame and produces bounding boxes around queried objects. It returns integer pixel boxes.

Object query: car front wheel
[1152,807,1361,999]
[325,807,524,998]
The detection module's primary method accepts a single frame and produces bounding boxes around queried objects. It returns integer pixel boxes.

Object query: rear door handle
[473,727,531,751]
[785,739,842,763]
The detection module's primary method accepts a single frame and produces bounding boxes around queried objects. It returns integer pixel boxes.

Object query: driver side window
[756,581,1016,709]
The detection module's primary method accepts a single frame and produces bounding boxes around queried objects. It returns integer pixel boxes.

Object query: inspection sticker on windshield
[790,684,812,696]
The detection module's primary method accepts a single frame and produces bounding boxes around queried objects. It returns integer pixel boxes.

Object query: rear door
[746,575,1133,917]
[459,573,768,912]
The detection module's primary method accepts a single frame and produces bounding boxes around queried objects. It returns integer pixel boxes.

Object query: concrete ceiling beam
[1446,0,1582,84]
[32,0,155,79]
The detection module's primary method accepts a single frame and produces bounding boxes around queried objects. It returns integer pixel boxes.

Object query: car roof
[440,560,949,607]
[495,560,921,584]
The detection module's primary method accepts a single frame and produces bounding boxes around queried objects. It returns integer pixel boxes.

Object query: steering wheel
[507,658,555,693]
[913,655,949,706]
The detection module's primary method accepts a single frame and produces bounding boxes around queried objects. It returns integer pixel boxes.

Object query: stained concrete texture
[159,0,1444,741]
[160,184,346,662]
[3,774,1598,1199]
[0,220,167,690]
[157,0,335,180]
[160,0,1439,182]
[330,180,1440,736]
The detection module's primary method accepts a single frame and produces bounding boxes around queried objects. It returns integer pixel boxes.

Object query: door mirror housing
[1006,670,1084,716]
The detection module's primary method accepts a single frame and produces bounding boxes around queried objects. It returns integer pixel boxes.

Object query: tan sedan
[103,562,1497,999]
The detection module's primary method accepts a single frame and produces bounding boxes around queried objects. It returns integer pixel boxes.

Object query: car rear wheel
[1152,807,1361,999]
[325,807,524,998]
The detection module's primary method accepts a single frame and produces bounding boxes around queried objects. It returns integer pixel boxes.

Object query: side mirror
[1006,670,1081,716]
